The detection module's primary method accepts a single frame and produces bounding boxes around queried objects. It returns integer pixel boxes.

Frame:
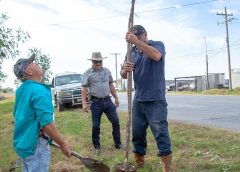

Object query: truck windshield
[55,74,82,86]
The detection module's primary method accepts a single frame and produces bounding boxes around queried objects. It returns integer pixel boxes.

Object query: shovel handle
[71,151,85,160]
[50,142,110,172]
[50,142,84,160]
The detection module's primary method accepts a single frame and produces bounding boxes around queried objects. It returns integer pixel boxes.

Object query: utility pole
[217,7,233,90]
[111,53,121,84]
[120,63,123,90]
[203,36,210,90]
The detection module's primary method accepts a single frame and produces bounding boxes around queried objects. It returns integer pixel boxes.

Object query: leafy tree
[0,63,7,83]
[13,48,53,88]
[0,13,30,60]
[0,12,30,83]
[29,48,52,84]
[14,78,21,88]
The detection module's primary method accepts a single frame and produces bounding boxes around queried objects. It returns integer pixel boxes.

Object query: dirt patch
[0,95,5,101]
[52,159,85,172]
[0,92,14,101]
[115,163,137,172]
[0,91,15,99]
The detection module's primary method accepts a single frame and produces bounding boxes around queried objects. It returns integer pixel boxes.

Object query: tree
[14,78,21,88]
[0,13,30,83]
[0,13,30,60]
[29,48,52,84]
[0,63,7,83]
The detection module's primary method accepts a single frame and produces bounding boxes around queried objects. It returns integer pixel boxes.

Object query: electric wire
[174,42,240,59]
[49,0,221,25]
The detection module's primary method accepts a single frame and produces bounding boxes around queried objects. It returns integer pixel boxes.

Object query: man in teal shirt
[13,54,71,172]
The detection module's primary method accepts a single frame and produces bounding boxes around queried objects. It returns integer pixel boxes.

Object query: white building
[232,68,240,89]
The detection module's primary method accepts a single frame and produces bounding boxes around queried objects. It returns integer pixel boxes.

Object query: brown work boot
[160,154,173,172]
[134,153,145,168]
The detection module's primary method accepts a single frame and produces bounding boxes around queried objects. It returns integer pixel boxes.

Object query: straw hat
[88,52,107,60]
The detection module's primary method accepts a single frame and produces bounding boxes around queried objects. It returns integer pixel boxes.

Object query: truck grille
[60,88,81,99]
[73,90,81,98]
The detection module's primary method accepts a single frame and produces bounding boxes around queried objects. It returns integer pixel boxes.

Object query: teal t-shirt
[13,80,54,158]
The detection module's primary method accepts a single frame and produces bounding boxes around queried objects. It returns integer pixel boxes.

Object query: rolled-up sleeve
[82,71,89,87]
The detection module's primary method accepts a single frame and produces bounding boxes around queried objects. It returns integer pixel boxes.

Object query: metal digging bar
[116,0,137,171]
[51,142,110,172]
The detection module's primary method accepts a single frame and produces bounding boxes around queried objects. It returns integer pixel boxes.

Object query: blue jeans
[90,97,121,148]
[132,99,172,156]
[21,138,51,172]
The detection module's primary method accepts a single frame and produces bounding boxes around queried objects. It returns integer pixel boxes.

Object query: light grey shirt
[82,67,113,98]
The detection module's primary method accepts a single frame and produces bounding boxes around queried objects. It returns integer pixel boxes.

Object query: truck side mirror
[51,79,54,88]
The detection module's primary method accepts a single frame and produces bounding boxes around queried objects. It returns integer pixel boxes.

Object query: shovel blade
[51,142,110,172]
[82,158,110,172]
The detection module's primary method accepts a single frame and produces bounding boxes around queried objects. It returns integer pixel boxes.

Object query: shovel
[51,142,110,172]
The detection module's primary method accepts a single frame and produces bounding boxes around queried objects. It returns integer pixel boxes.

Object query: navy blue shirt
[126,40,166,101]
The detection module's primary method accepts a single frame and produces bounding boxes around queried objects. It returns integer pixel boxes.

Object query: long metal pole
[224,7,232,90]
[120,64,123,90]
[203,36,210,90]
[115,54,117,83]
[124,0,135,170]
[111,53,121,83]
[217,7,233,90]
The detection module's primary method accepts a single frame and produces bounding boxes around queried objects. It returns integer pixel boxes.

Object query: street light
[203,36,210,90]
[110,53,121,83]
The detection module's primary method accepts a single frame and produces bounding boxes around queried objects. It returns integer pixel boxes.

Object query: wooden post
[124,0,135,170]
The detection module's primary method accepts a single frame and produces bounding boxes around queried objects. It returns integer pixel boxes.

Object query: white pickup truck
[51,72,84,112]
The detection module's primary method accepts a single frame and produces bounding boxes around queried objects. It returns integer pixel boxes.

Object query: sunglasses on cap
[92,60,102,64]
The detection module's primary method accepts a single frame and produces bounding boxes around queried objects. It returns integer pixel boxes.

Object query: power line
[232,38,240,44]
[207,43,240,57]
[136,0,219,14]
[174,42,240,59]
[49,0,220,25]
[175,47,226,58]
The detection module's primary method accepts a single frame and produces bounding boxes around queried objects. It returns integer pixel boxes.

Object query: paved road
[116,92,240,132]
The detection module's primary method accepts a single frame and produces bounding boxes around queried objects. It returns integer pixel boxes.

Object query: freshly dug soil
[52,160,84,172]
[115,163,137,172]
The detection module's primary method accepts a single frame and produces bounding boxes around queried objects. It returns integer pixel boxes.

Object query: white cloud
[1,0,239,88]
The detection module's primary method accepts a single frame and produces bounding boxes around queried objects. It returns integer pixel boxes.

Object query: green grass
[202,87,240,95]
[1,98,240,172]
[167,87,240,96]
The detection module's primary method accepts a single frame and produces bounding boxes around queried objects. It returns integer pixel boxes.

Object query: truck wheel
[57,101,64,112]
[54,95,57,107]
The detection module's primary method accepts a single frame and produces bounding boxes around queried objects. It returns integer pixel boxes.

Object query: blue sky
[0,0,239,88]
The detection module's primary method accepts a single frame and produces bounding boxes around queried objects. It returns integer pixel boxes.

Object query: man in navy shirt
[120,25,173,171]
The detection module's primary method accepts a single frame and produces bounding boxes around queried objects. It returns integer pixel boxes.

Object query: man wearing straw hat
[81,52,122,153]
